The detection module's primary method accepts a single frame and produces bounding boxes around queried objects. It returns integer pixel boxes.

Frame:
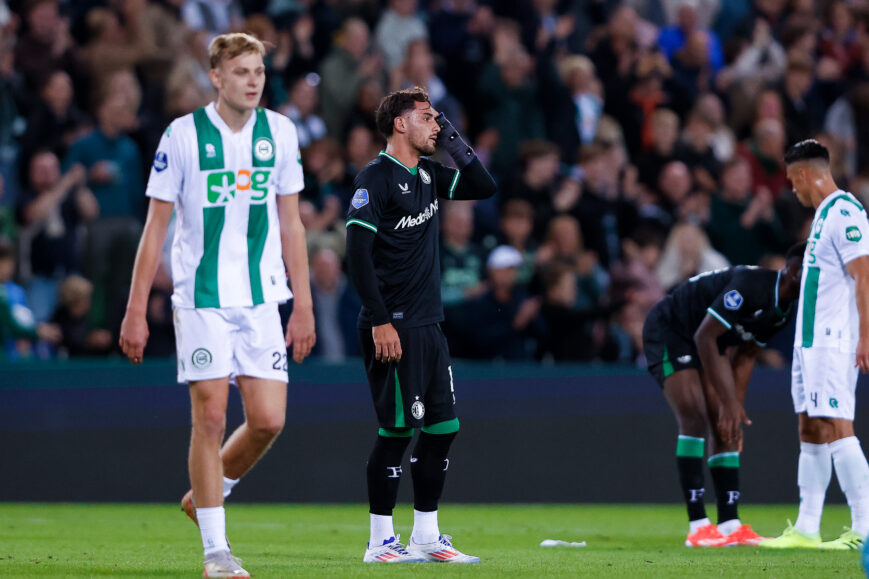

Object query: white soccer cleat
[407,534,480,563]
[363,535,426,563]
[202,550,249,577]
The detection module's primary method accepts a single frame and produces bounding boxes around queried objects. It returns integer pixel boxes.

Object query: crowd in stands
[0,0,867,365]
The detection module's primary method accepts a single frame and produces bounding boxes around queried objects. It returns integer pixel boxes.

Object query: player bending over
[761,140,869,550]
[120,33,315,577]
[345,87,496,563]
[643,243,805,547]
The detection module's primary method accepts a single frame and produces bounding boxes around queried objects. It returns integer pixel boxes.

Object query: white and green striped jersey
[795,190,869,351]
[146,102,304,309]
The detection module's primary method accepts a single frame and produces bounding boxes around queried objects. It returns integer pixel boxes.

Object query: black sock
[411,431,457,512]
[709,453,740,525]
[367,434,412,516]
[676,436,707,522]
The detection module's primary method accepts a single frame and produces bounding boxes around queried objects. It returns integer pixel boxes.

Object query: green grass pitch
[0,503,864,577]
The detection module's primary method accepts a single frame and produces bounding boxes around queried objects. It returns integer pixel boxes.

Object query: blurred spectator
[658,1,724,73]
[344,124,380,179]
[818,1,860,78]
[139,0,188,86]
[80,5,151,102]
[13,0,79,94]
[781,55,824,146]
[310,247,360,362]
[281,74,327,148]
[498,198,537,287]
[478,39,545,176]
[538,214,609,311]
[635,108,682,189]
[441,201,486,307]
[679,109,721,192]
[609,222,667,317]
[706,157,784,265]
[343,77,384,135]
[319,17,384,138]
[49,275,112,357]
[374,0,428,72]
[500,140,561,242]
[464,245,540,360]
[181,0,244,38]
[16,152,98,321]
[655,221,728,290]
[166,29,215,114]
[18,70,90,179]
[0,238,60,360]
[0,173,15,241]
[692,92,735,162]
[738,117,789,198]
[0,27,25,203]
[538,262,599,362]
[393,40,462,131]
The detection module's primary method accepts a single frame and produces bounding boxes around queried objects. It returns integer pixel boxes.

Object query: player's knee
[677,412,707,438]
[194,408,227,441]
[250,413,285,440]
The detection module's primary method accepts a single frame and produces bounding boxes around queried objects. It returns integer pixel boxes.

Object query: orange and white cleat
[181,489,198,525]
[721,524,769,546]
[685,524,727,547]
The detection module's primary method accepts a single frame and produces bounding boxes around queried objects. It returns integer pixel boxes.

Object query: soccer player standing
[345,87,496,563]
[762,140,869,550]
[643,245,805,547]
[119,33,315,577]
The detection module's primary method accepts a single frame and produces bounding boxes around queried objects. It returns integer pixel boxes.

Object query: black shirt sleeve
[345,225,391,326]
[346,169,388,234]
[706,270,765,331]
[434,158,497,201]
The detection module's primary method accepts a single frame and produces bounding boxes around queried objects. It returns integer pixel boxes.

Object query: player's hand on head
[372,323,402,364]
[286,306,316,363]
[119,312,149,364]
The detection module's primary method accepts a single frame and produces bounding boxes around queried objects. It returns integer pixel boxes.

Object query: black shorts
[642,301,701,387]
[359,323,457,429]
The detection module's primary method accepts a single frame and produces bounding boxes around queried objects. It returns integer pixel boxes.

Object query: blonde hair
[208,33,266,70]
[58,275,93,309]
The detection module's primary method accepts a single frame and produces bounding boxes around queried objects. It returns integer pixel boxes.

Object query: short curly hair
[375,87,430,139]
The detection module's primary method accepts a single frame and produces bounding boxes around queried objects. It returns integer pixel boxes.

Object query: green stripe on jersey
[708,452,740,468]
[246,204,269,305]
[193,108,224,171]
[801,266,821,347]
[379,151,418,175]
[706,307,732,329]
[194,206,225,308]
[448,170,461,200]
[676,435,705,458]
[662,346,675,378]
[252,108,275,168]
[813,194,865,239]
[346,218,378,233]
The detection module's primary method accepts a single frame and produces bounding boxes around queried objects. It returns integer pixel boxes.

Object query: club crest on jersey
[153,151,168,172]
[352,188,369,209]
[254,137,275,162]
[846,226,862,242]
[419,168,431,184]
[724,290,743,310]
[411,400,425,419]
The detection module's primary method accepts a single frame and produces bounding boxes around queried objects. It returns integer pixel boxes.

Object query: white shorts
[791,346,858,419]
[174,302,288,384]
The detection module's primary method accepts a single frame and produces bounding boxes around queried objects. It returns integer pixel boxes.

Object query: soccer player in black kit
[345,87,496,563]
[643,242,806,548]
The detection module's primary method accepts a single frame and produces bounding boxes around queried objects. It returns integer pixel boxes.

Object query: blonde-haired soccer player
[120,33,316,577]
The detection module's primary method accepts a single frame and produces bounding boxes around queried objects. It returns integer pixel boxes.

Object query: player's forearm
[856,272,869,342]
[699,342,740,403]
[281,219,313,310]
[449,158,497,201]
[346,226,391,325]
[126,201,172,316]
[731,349,758,397]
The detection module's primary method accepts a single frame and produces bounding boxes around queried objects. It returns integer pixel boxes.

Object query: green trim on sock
[421,418,460,435]
[378,427,414,438]
[707,452,740,468]
[676,435,705,458]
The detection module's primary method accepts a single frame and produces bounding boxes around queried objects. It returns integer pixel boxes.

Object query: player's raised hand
[286,305,316,363]
[856,339,869,373]
[372,323,402,364]
[119,312,149,364]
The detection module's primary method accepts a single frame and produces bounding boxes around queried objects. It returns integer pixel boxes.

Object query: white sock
[688,517,711,534]
[222,476,239,499]
[411,509,440,545]
[369,514,394,547]
[795,441,831,536]
[717,518,742,536]
[831,436,869,535]
[196,506,228,556]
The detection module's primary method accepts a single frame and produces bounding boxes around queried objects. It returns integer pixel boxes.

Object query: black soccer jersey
[664,266,793,348]
[346,151,462,329]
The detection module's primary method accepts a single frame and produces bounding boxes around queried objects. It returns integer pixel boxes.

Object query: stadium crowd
[0,0,867,364]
